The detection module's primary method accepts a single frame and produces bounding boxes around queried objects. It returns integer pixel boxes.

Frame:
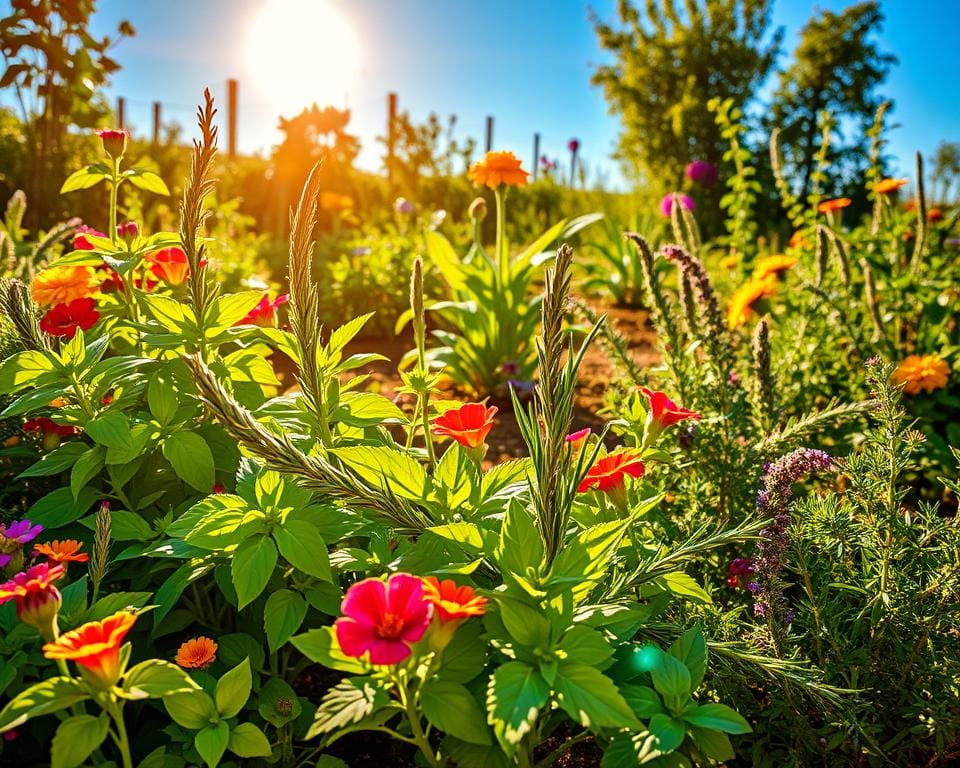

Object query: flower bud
[20,584,62,641]
[468,197,487,221]
[97,129,128,160]
[116,221,138,247]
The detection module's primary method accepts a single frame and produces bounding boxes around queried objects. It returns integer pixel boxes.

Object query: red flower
[432,403,497,448]
[39,298,99,339]
[96,263,124,293]
[148,247,190,286]
[335,574,432,665]
[74,225,106,251]
[235,294,288,327]
[577,450,645,493]
[568,138,580,153]
[97,128,128,159]
[43,611,137,688]
[928,208,944,222]
[640,387,701,437]
[22,418,79,438]
[0,562,64,639]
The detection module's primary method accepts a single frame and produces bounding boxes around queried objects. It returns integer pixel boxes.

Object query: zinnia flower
[873,178,908,195]
[891,354,950,395]
[727,275,778,330]
[639,387,701,442]
[685,160,719,187]
[33,540,88,566]
[432,402,497,449]
[1,519,43,545]
[334,574,432,665]
[43,611,137,688]
[578,450,645,494]
[97,128,128,159]
[467,151,529,189]
[39,298,100,339]
[422,577,487,622]
[235,294,288,327]
[752,255,798,281]
[660,193,694,218]
[148,247,190,286]
[175,636,218,669]
[31,266,96,307]
[73,225,107,251]
[817,198,852,214]
[0,562,64,639]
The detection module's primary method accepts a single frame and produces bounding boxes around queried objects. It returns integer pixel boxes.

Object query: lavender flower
[0,553,11,569]
[394,197,415,215]
[750,449,833,630]
[685,160,719,187]
[661,244,725,349]
[0,519,43,544]
[350,246,372,257]
[660,193,695,218]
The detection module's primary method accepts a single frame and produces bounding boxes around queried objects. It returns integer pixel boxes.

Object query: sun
[245,0,362,117]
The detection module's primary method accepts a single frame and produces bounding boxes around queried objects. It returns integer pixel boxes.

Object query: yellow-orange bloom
[175,636,218,669]
[320,192,354,211]
[467,151,529,189]
[719,255,739,270]
[874,178,908,195]
[33,539,89,565]
[891,355,950,395]
[752,254,798,281]
[31,266,96,307]
[817,198,852,214]
[727,276,778,330]
[43,611,137,688]
[422,577,487,622]
[789,230,810,250]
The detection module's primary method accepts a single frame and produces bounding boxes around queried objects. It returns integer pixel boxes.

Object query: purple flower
[501,361,520,377]
[351,246,372,257]
[0,519,43,544]
[685,160,718,187]
[394,197,415,215]
[0,553,11,568]
[660,193,694,218]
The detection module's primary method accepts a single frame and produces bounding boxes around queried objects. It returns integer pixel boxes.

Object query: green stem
[108,701,133,768]
[397,674,441,768]
[495,188,508,287]
[109,160,119,245]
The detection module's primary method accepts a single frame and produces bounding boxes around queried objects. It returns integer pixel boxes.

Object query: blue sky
[4,0,958,187]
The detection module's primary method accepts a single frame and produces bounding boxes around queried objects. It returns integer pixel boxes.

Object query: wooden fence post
[152,102,161,144]
[116,97,125,130]
[485,115,494,152]
[387,91,398,184]
[533,132,540,181]
[227,78,238,158]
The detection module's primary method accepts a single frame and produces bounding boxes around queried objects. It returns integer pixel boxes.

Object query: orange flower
[148,247,190,286]
[752,254,798,281]
[817,198,852,214]
[467,151,529,189]
[30,266,96,307]
[874,178,908,195]
[33,540,89,565]
[175,636,218,669]
[727,275,778,330]
[320,192,355,211]
[927,208,944,222]
[422,577,487,622]
[789,230,810,250]
[719,255,739,270]
[432,402,497,448]
[891,355,950,396]
[43,611,137,688]
[578,450,645,494]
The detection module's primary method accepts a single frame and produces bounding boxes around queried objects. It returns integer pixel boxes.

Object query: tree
[929,141,960,205]
[592,0,781,199]
[0,0,133,229]
[769,1,895,198]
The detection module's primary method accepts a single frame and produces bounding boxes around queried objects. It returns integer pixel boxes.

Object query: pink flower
[335,574,433,665]
[660,193,695,218]
[685,160,718,187]
[565,428,591,455]
[235,294,288,327]
[97,129,128,158]
[568,138,580,153]
[116,221,138,244]
[74,225,106,251]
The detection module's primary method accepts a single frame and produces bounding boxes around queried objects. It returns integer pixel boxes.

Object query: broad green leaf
[164,689,217,729]
[690,725,735,761]
[421,679,491,745]
[125,168,170,195]
[496,500,544,579]
[106,510,155,542]
[60,166,109,193]
[334,391,405,427]
[620,684,666,719]
[228,722,272,758]
[424,230,466,290]
[84,411,133,451]
[306,677,387,739]
[28,486,98,529]
[184,503,264,551]
[204,291,263,335]
[547,520,625,603]
[486,662,549,752]
[51,714,109,768]
[17,442,88,478]
[657,572,712,604]
[0,349,58,393]
[648,713,686,753]
[162,431,216,492]
[215,658,252,718]
[195,721,230,768]
[148,374,180,425]
[496,595,551,646]
[331,446,427,500]
[0,677,89,732]
[121,660,200,700]
[291,627,367,674]
[650,647,692,703]
[264,589,307,653]
[669,625,707,690]
[273,520,331,580]
[231,535,277,609]
[70,445,105,499]
[682,702,752,734]
[258,677,302,727]
[553,663,640,730]
[557,625,614,666]
[140,294,196,333]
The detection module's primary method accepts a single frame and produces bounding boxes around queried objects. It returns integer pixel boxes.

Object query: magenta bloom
[1,519,43,545]
[568,138,580,153]
[660,193,695,218]
[235,294,288,327]
[335,574,432,665]
[685,160,718,187]
[0,554,11,568]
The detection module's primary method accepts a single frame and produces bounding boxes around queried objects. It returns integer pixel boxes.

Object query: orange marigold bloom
[874,178,908,195]
[43,610,137,688]
[727,275,778,330]
[817,198,852,214]
[422,577,487,622]
[33,539,89,565]
[891,354,950,396]
[752,254,798,281]
[467,151,529,189]
[30,266,96,307]
[175,636,218,669]
[927,208,944,222]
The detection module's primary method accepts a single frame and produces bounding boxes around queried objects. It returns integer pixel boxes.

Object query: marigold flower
[927,207,944,222]
[640,387,701,441]
[31,266,96,307]
[752,254,798,281]
[175,636,218,669]
[148,247,190,286]
[39,298,100,339]
[719,255,739,270]
[660,193,695,218]
[43,610,137,688]
[578,450,645,494]
[73,225,107,251]
[789,230,810,250]
[334,574,432,665]
[726,275,778,330]
[422,577,487,622]
[685,160,719,187]
[817,198,852,214]
[320,191,355,210]
[97,128,128,159]
[33,540,89,566]
[0,562,64,640]
[891,354,950,395]
[873,178,908,195]
[432,402,497,448]
[235,294,288,327]
[467,151,529,189]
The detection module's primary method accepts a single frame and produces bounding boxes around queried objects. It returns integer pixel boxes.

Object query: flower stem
[108,701,133,768]
[495,187,508,287]
[109,159,119,246]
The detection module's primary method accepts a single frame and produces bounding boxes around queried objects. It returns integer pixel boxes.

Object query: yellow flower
[891,355,950,395]
[719,255,739,270]
[727,276,778,330]
[31,266,96,307]
[467,151,529,189]
[874,178,908,195]
[752,254,798,281]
